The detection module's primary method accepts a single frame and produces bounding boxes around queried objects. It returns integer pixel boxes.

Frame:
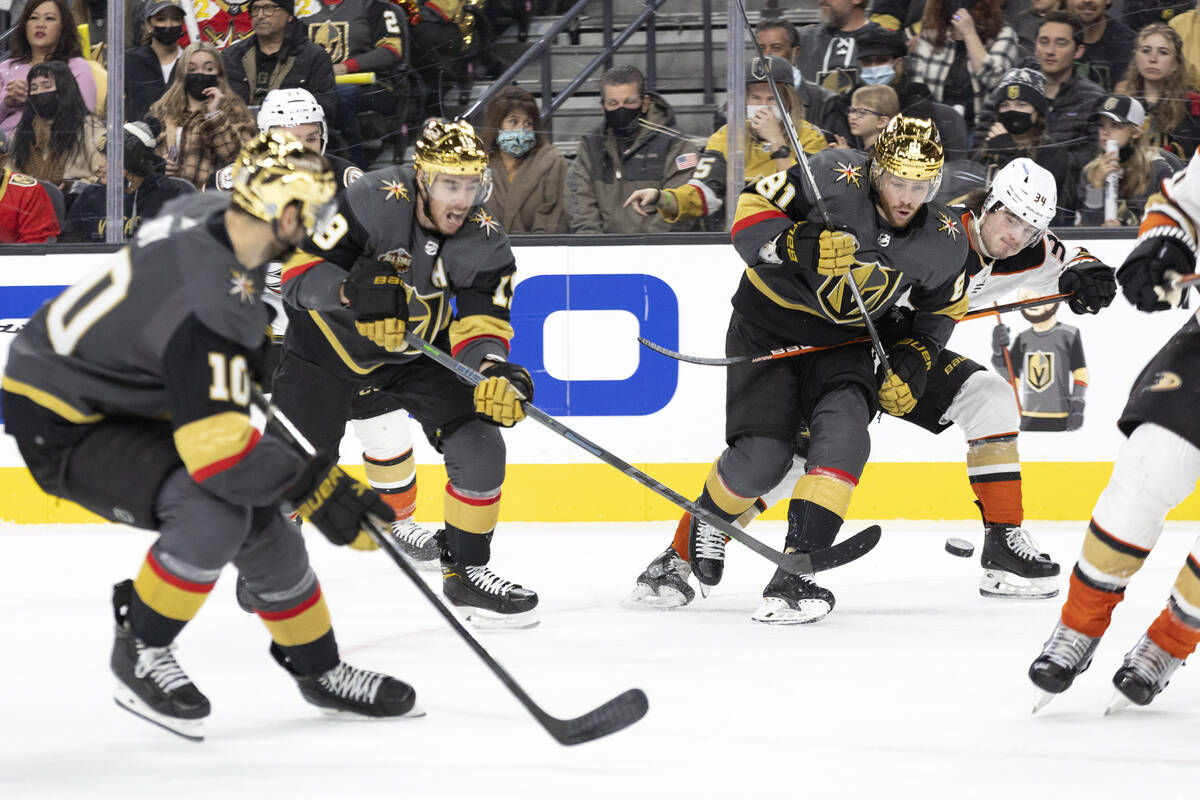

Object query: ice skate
[688,514,726,597]
[110,581,210,741]
[1106,634,1185,714]
[442,546,539,630]
[390,517,440,570]
[626,546,696,609]
[979,524,1060,599]
[751,568,835,625]
[1028,619,1101,712]
[271,643,423,719]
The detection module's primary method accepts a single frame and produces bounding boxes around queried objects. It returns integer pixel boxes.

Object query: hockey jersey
[729,149,970,350]
[0,169,59,243]
[296,0,407,74]
[1,193,305,506]
[999,321,1088,431]
[281,165,515,374]
[182,0,255,50]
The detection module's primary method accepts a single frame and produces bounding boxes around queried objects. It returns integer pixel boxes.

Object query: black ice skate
[109,580,210,741]
[1028,619,1101,713]
[441,543,539,630]
[979,524,1060,599]
[627,546,695,609]
[751,568,835,625]
[271,643,423,718]
[688,514,726,596]
[390,517,441,570]
[1106,634,1185,714]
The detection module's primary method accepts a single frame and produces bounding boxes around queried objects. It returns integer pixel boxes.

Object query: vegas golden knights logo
[1025,351,1054,393]
[816,262,903,323]
[310,21,350,63]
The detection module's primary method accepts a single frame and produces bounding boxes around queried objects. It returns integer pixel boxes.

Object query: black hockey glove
[1059,264,1116,315]
[876,305,915,347]
[878,337,931,416]
[991,323,1011,355]
[1117,235,1196,312]
[286,458,395,550]
[475,359,534,427]
[343,260,408,351]
[1067,397,1085,431]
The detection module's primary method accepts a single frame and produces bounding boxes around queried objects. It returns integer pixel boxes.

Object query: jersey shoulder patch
[214,165,236,192]
[8,172,40,188]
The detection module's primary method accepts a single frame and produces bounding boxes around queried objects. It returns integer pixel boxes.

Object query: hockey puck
[945,537,975,558]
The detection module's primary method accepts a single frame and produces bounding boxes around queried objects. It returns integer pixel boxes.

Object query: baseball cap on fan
[142,0,184,21]
[1091,95,1146,127]
[747,55,794,87]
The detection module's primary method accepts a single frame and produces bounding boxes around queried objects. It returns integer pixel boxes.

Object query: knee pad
[441,419,506,492]
[719,435,794,499]
[807,387,871,477]
[944,370,1020,441]
[1092,423,1200,549]
[350,407,415,459]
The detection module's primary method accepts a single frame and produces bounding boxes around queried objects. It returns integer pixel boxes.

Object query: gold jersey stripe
[449,315,514,354]
[0,375,104,424]
[309,310,384,375]
[173,411,257,478]
[746,269,822,314]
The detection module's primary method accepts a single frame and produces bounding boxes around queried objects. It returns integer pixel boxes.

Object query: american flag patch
[675,153,699,170]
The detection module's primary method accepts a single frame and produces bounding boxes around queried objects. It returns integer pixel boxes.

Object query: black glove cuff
[482,358,534,403]
[779,221,821,268]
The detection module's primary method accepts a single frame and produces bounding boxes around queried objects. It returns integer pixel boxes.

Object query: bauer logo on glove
[474,359,535,427]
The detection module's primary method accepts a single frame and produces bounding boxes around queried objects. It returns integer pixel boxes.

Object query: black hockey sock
[442,524,494,566]
[274,629,340,676]
[785,498,845,554]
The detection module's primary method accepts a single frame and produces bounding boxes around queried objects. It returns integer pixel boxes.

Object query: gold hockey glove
[474,360,534,427]
[344,260,408,351]
[877,338,931,416]
[815,229,858,276]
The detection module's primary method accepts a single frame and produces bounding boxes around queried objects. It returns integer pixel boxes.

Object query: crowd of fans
[0,0,1197,243]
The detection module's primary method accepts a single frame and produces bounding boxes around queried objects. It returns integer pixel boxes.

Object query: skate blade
[623,584,692,610]
[750,597,830,625]
[1104,692,1133,716]
[979,571,1059,600]
[697,582,712,599]
[1031,690,1057,714]
[461,607,540,631]
[113,684,205,742]
[318,701,427,720]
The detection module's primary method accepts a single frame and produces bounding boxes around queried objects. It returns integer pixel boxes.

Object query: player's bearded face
[874,172,931,228]
[423,174,483,235]
[980,206,1041,259]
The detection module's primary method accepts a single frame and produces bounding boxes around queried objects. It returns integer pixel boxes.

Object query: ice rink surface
[2,519,1199,799]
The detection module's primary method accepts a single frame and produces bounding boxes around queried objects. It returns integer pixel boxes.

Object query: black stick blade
[809,525,883,573]
[540,688,649,746]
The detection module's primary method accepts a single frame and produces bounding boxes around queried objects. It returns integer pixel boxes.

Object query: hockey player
[1028,150,1200,713]
[275,118,539,629]
[653,115,970,625]
[632,158,1118,611]
[209,89,439,566]
[0,134,421,741]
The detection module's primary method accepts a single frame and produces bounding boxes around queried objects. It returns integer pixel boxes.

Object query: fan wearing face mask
[9,59,102,188]
[973,67,1073,223]
[149,41,258,189]
[478,85,568,234]
[125,0,186,125]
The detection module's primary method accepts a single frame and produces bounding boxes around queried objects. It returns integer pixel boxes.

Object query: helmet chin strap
[972,211,997,261]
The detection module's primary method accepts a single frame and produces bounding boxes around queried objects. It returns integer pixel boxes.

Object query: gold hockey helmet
[870,115,944,199]
[413,117,492,202]
[230,132,336,233]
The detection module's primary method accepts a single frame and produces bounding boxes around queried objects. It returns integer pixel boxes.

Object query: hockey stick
[638,292,1074,367]
[402,331,881,576]
[250,386,649,746]
[989,303,1022,414]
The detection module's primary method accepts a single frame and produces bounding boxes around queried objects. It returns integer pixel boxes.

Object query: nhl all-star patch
[379,247,412,272]
[832,161,863,188]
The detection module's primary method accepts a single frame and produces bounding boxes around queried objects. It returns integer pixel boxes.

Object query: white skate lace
[1040,622,1097,670]
[319,662,385,704]
[1005,527,1044,561]
[133,643,192,694]
[1123,635,1182,686]
[464,565,517,596]
[391,518,436,548]
[692,520,725,561]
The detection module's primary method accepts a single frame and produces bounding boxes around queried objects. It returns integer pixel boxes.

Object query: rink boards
[1,236,1197,523]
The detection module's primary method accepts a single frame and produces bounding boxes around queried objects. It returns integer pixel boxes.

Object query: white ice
[2,520,1199,799]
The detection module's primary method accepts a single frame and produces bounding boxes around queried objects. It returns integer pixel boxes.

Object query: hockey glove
[1117,235,1196,312]
[878,337,931,416]
[287,459,395,550]
[1067,397,1085,431]
[991,323,1011,355]
[779,223,858,276]
[474,360,534,427]
[1059,264,1116,314]
[343,260,408,351]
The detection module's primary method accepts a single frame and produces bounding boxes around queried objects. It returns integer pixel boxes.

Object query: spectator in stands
[408,0,469,118]
[623,56,826,231]
[795,0,884,94]
[0,130,60,242]
[1115,22,1200,159]
[908,0,1020,129]
[222,0,337,122]
[566,65,698,235]
[126,0,185,125]
[1078,95,1175,225]
[151,42,258,189]
[478,85,567,234]
[1066,0,1135,91]
[1124,0,1194,32]
[836,84,898,150]
[851,25,934,117]
[1169,4,1200,85]
[63,118,194,243]
[9,60,102,188]
[973,67,1073,217]
[1013,0,1065,59]
[0,0,96,138]
[301,0,412,167]
[755,19,852,143]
